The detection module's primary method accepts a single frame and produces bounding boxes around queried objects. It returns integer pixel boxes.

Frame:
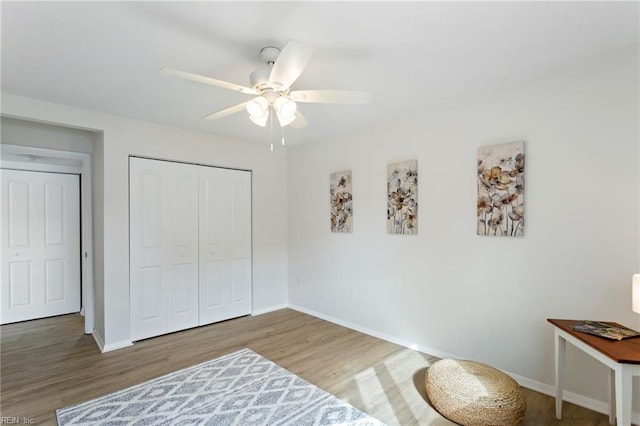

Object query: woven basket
[425,359,526,426]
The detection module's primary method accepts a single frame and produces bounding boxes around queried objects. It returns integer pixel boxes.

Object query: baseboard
[102,340,133,353]
[92,330,106,352]
[509,373,608,415]
[93,331,133,353]
[287,304,640,424]
[251,304,288,316]
[288,304,461,361]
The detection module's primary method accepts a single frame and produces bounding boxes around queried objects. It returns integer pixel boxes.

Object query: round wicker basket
[425,359,526,426]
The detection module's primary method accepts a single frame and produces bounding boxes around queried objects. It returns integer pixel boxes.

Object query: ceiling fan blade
[161,67,257,95]
[203,102,248,120]
[289,90,372,104]
[268,40,314,91]
[289,110,308,129]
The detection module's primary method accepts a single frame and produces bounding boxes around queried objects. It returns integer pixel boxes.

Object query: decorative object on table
[57,348,384,425]
[330,170,353,233]
[633,274,640,314]
[570,320,640,340]
[425,359,526,426]
[477,141,525,236]
[387,159,418,234]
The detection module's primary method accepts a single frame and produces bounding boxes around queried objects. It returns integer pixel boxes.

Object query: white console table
[548,319,640,426]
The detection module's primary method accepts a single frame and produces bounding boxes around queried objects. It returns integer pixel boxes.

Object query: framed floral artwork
[477,141,525,236]
[387,159,418,234]
[330,170,353,233]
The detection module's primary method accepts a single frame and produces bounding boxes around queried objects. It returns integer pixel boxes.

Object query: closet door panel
[199,167,230,324]
[1,170,80,324]
[203,260,222,308]
[199,167,251,325]
[227,170,252,318]
[140,173,162,250]
[229,171,251,259]
[130,160,165,340]
[130,158,198,341]
[140,267,162,320]
[165,164,199,332]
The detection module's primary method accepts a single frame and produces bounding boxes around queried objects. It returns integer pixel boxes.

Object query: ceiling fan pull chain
[282,126,286,147]
[270,106,274,152]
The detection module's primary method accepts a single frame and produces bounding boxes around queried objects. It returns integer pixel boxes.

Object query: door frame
[1,144,94,334]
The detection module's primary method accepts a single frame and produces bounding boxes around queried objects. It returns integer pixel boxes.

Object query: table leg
[609,369,615,425]
[554,331,566,419]
[614,365,632,426]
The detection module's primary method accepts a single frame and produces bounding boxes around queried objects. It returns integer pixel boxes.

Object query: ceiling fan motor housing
[250,46,282,91]
[250,66,272,91]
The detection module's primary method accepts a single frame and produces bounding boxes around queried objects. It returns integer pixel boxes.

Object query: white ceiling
[1,1,638,146]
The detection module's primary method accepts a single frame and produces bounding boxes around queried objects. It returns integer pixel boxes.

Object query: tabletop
[547,318,640,364]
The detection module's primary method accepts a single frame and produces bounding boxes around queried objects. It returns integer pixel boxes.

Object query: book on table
[570,320,640,340]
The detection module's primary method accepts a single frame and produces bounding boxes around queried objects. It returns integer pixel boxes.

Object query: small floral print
[477,141,525,236]
[330,171,353,233]
[387,160,418,234]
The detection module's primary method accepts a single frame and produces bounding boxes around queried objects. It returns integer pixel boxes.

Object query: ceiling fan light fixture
[274,96,297,118]
[275,109,296,127]
[246,96,268,118]
[249,111,269,127]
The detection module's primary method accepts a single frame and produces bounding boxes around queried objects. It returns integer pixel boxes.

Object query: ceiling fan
[161,40,371,130]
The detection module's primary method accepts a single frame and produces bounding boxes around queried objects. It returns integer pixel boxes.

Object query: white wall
[1,94,289,350]
[1,116,95,153]
[92,133,105,342]
[287,48,639,415]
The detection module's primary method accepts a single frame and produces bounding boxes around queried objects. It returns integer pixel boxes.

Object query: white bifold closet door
[130,158,199,341]
[199,166,251,326]
[130,157,251,342]
[1,169,80,324]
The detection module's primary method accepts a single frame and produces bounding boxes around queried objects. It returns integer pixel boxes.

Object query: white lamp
[633,274,640,314]
[246,96,269,127]
[274,96,297,127]
[246,96,268,117]
[274,96,296,117]
[249,112,268,127]
[275,110,296,127]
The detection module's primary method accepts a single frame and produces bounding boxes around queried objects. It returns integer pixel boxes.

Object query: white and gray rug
[56,348,384,425]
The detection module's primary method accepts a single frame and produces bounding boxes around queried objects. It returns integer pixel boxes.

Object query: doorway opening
[1,143,94,334]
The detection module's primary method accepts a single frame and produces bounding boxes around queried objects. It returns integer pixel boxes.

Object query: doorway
[0,144,94,334]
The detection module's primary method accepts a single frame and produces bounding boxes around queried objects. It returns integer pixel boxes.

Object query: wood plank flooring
[1,309,612,425]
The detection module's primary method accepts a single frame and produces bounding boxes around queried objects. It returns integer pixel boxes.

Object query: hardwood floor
[1,309,612,425]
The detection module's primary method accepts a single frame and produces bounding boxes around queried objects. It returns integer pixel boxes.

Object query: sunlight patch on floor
[354,361,390,416]
[351,348,457,426]
[382,349,428,421]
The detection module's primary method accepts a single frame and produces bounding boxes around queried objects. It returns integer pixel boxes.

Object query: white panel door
[199,167,251,325]
[1,169,80,324]
[130,158,199,341]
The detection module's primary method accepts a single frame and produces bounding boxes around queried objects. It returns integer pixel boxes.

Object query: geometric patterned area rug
[56,348,385,425]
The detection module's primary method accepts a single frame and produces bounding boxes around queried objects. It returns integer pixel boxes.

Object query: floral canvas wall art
[477,141,525,236]
[387,159,418,234]
[330,170,353,233]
